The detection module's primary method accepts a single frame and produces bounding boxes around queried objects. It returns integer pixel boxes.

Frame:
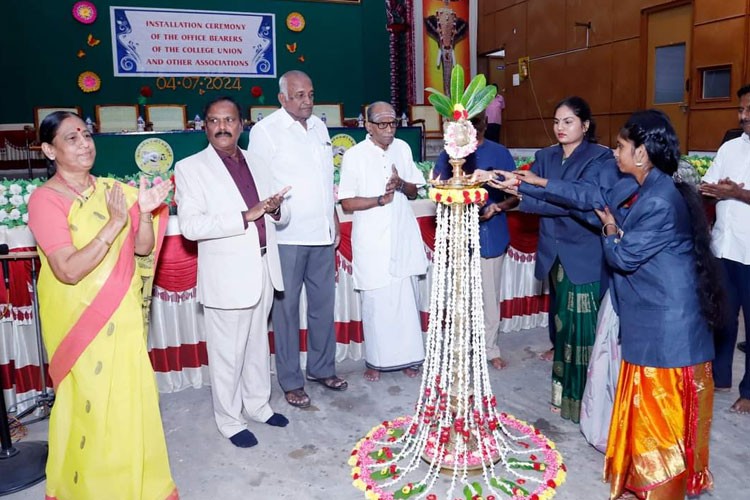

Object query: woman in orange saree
[596,110,722,499]
[27,111,177,499]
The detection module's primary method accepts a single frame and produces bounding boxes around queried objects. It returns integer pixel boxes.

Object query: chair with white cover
[33,106,83,132]
[145,104,187,132]
[408,104,444,160]
[313,103,344,127]
[248,105,280,124]
[95,104,140,133]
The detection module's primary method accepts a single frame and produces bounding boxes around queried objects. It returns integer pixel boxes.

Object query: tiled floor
[6,325,748,499]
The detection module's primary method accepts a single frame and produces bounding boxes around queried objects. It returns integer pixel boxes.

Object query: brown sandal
[284,388,311,408]
[306,375,348,391]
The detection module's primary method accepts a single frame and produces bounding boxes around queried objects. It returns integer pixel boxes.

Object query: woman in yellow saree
[27,111,178,499]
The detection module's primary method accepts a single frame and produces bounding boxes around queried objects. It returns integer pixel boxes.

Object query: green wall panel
[1,1,390,123]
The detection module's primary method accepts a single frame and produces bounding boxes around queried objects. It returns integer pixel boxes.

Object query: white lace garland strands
[350,189,566,500]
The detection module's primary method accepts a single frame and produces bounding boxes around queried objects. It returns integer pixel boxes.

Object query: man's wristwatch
[377,195,385,206]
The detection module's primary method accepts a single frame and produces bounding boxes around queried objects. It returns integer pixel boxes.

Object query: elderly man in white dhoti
[339,101,428,382]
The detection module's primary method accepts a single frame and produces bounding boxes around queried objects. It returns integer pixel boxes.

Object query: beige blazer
[175,145,288,309]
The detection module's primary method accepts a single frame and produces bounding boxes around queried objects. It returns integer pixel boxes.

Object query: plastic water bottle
[85,117,94,133]
[256,112,263,122]
[193,114,202,130]
[321,112,327,124]
[357,113,364,127]
[401,112,408,127]
[137,115,145,132]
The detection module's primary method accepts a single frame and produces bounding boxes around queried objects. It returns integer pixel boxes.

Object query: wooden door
[646,3,692,152]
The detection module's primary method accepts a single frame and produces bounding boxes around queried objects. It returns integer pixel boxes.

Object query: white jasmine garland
[10,195,24,207]
[9,208,21,220]
[443,120,478,159]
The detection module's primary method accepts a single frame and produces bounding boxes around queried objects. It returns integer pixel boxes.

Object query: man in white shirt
[338,101,428,381]
[700,83,750,415]
[247,70,346,408]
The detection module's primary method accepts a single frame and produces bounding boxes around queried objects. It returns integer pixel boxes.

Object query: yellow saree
[604,361,713,500]
[36,178,177,500]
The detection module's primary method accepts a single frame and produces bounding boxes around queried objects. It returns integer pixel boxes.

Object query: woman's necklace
[56,174,95,200]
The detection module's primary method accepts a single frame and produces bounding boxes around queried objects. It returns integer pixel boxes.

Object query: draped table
[1,202,548,402]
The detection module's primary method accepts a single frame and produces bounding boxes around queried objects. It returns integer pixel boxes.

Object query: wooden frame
[313,103,344,127]
[95,104,140,133]
[145,104,187,131]
[33,106,82,131]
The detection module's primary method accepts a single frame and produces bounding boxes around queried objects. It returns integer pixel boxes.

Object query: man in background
[176,96,290,448]
[485,85,505,143]
[338,101,428,382]
[700,83,750,415]
[433,110,518,370]
[247,70,347,409]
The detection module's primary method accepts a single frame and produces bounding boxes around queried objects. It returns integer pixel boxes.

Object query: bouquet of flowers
[426,65,496,159]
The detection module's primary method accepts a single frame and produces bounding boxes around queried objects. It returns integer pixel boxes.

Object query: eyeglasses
[370,121,399,130]
[206,116,238,126]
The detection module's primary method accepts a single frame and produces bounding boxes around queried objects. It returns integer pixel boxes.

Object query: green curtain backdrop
[1,0,390,123]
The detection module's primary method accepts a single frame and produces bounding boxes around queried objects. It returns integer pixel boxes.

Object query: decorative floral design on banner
[72,1,97,24]
[77,71,101,93]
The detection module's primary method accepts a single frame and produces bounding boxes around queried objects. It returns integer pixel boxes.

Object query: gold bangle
[95,236,112,248]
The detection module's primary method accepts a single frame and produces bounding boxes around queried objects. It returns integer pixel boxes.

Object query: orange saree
[604,361,713,500]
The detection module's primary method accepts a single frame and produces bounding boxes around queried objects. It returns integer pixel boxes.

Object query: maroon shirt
[215,147,266,248]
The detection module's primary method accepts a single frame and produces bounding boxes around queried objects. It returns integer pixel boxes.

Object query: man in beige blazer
[175,96,291,448]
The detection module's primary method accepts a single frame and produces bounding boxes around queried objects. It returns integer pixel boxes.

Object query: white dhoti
[361,276,425,371]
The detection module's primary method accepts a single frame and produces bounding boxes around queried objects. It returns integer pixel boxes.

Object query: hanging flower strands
[350,65,565,499]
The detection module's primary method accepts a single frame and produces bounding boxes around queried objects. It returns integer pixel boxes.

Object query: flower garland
[428,187,488,205]
[349,200,565,500]
[0,179,42,228]
[0,173,175,229]
[443,118,478,159]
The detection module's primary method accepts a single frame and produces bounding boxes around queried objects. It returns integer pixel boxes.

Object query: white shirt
[702,132,750,264]
[338,137,427,290]
[247,108,335,245]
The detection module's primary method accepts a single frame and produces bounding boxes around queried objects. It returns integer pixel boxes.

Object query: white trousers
[481,253,505,360]
[203,257,274,438]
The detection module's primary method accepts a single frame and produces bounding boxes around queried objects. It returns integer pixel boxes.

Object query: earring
[635,162,644,167]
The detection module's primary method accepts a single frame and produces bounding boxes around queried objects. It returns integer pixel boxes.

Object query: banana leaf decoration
[426,65,497,120]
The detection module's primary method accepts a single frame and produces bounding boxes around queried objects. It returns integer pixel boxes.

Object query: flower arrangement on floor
[349,65,565,500]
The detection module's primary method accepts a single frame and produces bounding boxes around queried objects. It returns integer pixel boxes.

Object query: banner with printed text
[110,6,276,77]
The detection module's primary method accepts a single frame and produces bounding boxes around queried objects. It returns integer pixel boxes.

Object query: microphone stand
[14,259,55,423]
[0,249,49,495]
[0,368,47,495]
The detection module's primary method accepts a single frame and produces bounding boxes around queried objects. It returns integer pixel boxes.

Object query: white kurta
[338,137,427,370]
[338,137,428,290]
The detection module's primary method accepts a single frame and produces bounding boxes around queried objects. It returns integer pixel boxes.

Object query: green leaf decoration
[393,484,426,499]
[460,73,486,108]
[428,93,453,119]
[466,86,497,119]
[450,65,465,104]
[425,64,496,120]
[462,482,482,499]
